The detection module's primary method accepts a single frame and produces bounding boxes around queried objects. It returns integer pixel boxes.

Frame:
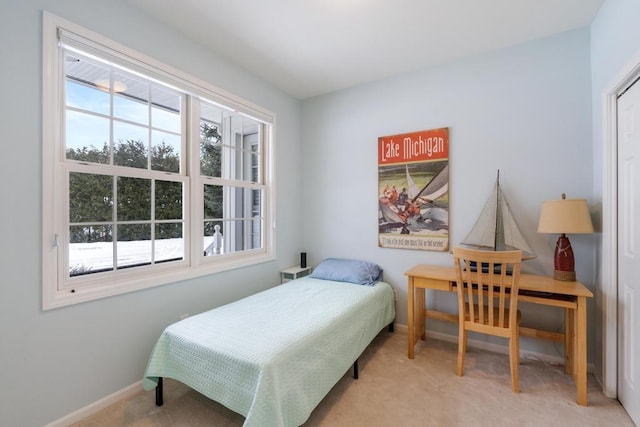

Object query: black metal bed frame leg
[351,321,394,381]
[155,377,164,406]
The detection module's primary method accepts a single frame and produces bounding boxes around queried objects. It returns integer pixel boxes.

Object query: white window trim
[42,12,276,310]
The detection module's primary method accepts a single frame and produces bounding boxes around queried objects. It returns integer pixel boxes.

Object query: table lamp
[537,194,594,281]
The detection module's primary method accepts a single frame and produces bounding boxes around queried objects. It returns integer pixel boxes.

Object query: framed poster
[378,127,449,251]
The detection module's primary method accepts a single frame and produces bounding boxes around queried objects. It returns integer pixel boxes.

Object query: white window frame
[42,12,276,310]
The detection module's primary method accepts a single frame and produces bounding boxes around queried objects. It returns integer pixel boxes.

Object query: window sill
[42,252,275,310]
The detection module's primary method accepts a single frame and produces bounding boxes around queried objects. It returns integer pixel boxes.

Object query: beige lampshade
[537,197,594,234]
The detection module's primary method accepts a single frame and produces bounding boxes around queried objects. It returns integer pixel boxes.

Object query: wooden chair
[452,246,523,392]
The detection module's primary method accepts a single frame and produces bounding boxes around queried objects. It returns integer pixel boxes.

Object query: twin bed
[142,258,396,426]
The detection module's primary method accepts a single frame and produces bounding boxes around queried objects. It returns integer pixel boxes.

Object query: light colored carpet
[73,331,634,427]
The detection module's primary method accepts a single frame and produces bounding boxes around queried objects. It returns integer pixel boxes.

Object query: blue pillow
[309,258,382,286]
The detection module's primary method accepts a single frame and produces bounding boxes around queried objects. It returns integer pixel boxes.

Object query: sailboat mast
[494,170,500,250]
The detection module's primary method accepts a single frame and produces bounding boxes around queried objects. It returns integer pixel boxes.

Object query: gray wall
[0,1,302,425]
[300,29,595,360]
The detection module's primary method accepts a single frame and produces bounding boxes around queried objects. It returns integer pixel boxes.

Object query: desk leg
[576,296,588,406]
[418,287,426,340]
[564,307,574,376]
[408,278,415,359]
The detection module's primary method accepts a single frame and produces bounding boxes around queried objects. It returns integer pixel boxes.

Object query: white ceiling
[128,0,603,100]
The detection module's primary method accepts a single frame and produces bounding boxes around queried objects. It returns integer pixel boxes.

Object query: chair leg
[457,329,467,376]
[509,334,520,393]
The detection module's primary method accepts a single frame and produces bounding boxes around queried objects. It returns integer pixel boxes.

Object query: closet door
[617,77,640,425]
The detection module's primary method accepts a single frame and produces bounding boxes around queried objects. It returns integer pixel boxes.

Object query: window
[42,13,275,309]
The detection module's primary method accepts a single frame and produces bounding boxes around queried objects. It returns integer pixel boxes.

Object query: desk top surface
[405,264,593,298]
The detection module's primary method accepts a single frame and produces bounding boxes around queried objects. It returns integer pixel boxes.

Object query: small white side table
[280,265,312,283]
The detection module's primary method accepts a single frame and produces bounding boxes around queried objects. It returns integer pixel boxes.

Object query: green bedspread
[142,277,395,427]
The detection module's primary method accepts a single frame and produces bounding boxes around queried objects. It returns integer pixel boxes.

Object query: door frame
[601,51,640,398]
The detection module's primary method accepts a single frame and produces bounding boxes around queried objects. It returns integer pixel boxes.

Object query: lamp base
[553,233,576,282]
[553,269,576,282]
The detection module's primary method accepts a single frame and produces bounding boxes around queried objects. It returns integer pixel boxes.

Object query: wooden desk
[405,264,593,406]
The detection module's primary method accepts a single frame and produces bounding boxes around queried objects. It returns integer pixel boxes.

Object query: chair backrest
[452,247,523,330]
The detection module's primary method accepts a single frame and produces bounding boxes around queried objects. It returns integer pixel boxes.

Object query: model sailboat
[460,170,536,260]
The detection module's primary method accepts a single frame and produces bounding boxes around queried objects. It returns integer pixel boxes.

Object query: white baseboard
[45,381,143,427]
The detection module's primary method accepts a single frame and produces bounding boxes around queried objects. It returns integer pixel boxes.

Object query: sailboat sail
[461,171,535,259]
[405,165,421,200]
[406,164,449,202]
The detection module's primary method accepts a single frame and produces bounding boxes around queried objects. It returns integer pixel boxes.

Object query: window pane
[69,225,113,276]
[251,217,262,249]
[69,172,113,223]
[215,121,261,182]
[228,115,261,182]
[251,151,261,184]
[200,102,223,177]
[204,184,223,219]
[66,81,110,116]
[66,141,110,164]
[251,188,261,216]
[65,53,111,115]
[117,224,151,268]
[226,219,249,253]
[152,87,181,133]
[202,185,263,255]
[200,123,222,177]
[66,110,110,162]
[237,145,258,182]
[155,223,183,262]
[250,189,262,251]
[113,73,149,125]
[203,220,224,256]
[113,121,148,169]
[152,130,180,173]
[200,102,223,128]
[201,139,221,178]
[199,218,263,255]
[155,180,183,220]
[219,144,236,179]
[204,185,263,219]
[117,177,151,221]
